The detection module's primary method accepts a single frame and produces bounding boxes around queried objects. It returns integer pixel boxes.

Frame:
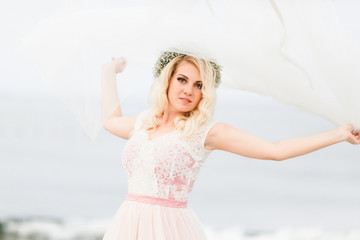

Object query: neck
[159,108,183,127]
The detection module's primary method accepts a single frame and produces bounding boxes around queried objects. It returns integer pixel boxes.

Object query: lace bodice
[122,110,217,202]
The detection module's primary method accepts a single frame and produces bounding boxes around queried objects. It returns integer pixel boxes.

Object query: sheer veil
[16,0,360,140]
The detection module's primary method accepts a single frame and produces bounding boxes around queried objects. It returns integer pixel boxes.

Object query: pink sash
[126,193,188,208]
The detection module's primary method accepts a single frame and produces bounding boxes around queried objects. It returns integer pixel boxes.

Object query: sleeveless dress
[102,111,217,240]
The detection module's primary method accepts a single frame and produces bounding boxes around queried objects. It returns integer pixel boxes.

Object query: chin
[184,108,197,114]
[172,102,197,113]
[175,108,191,114]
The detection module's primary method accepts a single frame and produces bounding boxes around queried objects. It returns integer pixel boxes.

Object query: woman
[100,52,360,240]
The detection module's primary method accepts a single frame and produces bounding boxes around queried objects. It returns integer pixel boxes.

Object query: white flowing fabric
[16,0,360,141]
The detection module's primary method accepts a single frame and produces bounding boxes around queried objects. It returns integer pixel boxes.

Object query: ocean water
[1,217,360,240]
[1,88,360,239]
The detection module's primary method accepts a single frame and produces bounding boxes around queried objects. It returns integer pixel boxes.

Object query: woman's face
[167,61,203,114]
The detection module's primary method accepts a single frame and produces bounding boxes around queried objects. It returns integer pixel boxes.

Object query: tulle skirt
[102,200,207,240]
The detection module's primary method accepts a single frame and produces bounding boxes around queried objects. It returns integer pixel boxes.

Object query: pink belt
[126,193,188,208]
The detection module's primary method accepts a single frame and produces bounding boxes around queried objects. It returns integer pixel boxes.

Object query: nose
[183,83,193,96]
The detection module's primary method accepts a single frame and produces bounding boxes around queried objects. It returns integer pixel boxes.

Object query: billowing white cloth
[16,0,360,140]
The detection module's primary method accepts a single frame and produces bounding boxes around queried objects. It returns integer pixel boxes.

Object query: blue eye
[177,77,186,83]
[195,83,203,89]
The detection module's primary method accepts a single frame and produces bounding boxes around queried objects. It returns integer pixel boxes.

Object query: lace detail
[122,110,216,202]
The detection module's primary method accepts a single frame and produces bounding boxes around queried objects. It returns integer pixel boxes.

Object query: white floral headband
[153,51,222,88]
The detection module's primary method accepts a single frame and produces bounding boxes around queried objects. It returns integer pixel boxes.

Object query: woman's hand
[338,123,360,145]
[102,57,127,74]
[112,57,127,73]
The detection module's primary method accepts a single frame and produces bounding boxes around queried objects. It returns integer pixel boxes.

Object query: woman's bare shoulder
[204,121,226,150]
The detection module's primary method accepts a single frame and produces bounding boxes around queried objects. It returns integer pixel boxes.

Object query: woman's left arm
[205,123,360,161]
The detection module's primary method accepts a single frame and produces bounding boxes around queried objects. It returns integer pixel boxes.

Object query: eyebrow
[178,74,202,82]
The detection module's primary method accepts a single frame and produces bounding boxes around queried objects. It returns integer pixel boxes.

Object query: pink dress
[102,111,217,240]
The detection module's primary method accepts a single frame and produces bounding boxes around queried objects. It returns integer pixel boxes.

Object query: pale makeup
[166,61,203,115]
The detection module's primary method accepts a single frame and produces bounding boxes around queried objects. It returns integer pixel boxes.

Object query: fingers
[356,133,360,142]
[350,133,360,145]
[111,57,126,61]
[109,56,127,73]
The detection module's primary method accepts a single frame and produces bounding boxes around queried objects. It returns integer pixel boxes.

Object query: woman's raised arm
[101,57,137,139]
[101,57,124,123]
[205,122,360,161]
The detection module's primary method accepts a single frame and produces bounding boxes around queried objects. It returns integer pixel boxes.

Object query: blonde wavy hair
[141,54,217,137]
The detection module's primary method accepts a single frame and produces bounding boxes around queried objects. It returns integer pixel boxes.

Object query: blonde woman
[100,52,360,240]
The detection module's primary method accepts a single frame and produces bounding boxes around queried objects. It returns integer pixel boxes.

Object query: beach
[1,88,359,239]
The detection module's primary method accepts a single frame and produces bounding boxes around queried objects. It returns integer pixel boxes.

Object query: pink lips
[179,97,192,104]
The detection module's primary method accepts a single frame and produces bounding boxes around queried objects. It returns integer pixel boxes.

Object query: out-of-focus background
[1,0,359,239]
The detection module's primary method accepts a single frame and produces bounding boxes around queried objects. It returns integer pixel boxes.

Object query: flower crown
[153,51,222,88]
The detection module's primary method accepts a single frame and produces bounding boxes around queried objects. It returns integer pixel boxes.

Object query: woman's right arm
[101,57,137,140]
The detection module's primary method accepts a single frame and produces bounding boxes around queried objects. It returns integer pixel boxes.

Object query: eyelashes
[177,77,203,89]
[195,83,203,89]
[177,77,186,83]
